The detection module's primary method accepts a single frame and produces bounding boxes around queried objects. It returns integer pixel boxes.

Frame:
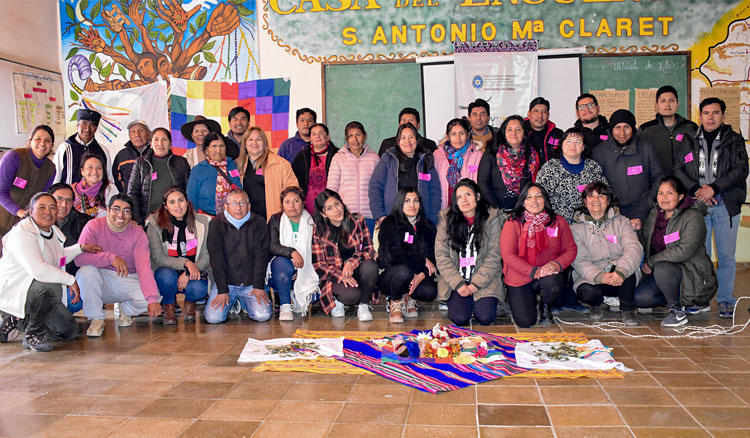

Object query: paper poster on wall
[699,86,741,132]
[634,89,657,128]
[454,41,538,125]
[13,73,65,136]
[590,90,630,121]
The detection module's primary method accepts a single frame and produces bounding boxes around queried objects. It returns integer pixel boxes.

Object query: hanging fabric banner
[454,41,538,126]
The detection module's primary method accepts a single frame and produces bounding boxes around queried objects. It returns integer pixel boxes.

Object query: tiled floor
[2,274,750,437]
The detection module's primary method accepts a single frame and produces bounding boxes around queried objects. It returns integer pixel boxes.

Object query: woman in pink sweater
[433,118,483,209]
[500,183,577,327]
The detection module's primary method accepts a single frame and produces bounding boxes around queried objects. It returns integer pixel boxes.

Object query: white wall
[0,0,61,73]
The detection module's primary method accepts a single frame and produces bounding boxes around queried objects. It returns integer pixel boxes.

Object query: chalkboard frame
[580,51,692,120]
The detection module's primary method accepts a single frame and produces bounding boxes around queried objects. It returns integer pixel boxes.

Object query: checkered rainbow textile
[169,77,291,154]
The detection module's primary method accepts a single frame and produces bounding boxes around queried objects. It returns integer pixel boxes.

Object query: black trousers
[17,280,78,341]
[378,264,437,302]
[506,273,565,328]
[634,261,682,309]
[447,289,498,326]
[576,273,638,311]
[332,259,379,305]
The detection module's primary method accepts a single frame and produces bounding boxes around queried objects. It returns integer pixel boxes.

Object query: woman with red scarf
[291,123,338,214]
[500,182,577,327]
[478,115,540,212]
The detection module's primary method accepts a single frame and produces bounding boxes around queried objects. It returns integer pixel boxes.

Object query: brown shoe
[183,301,196,323]
[163,303,176,325]
[389,299,404,324]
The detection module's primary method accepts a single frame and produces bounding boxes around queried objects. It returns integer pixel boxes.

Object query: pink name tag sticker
[228,169,240,178]
[684,152,694,163]
[547,227,558,238]
[548,138,560,146]
[599,135,608,141]
[59,256,66,267]
[151,172,158,180]
[627,165,643,176]
[467,165,478,173]
[577,184,587,192]
[664,231,680,244]
[459,256,475,268]
[12,177,27,188]
[185,239,198,251]
[675,134,684,142]
[404,232,413,244]
[255,168,263,176]
[418,172,431,181]
[605,234,618,244]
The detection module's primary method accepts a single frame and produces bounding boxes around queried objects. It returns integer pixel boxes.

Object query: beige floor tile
[406,403,477,426]
[403,425,479,437]
[106,417,192,438]
[477,386,541,404]
[540,386,610,405]
[0,413,63,436]
[631,428,710,438]
[164,381,235,399]
[199,399,277,421]
[105,380,178,397]
[266,400,343,422]
[650,372,722,388]
[477,405,550,426]
[73,396,158,416]
[546,406,623,426]
[553,426,634,438]
[604,386,678,406]
[411,386,476,404]
[668,387,746,407]
[327,423,404,437]
[177,420,260,437]
[34,415,126,437]
[479,426,554,438]
[686,406,750,428]
[283,383,353,402]
[335,402,409,424]
[346,384,413,403]
[136,397,216,418]
[618,406,700,427]
[251,421,330,438]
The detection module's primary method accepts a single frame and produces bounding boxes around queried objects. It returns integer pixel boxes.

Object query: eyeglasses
[227,201,249,207]
[577,103,597,110]
[53,196,74,204]
[110,206,132,215]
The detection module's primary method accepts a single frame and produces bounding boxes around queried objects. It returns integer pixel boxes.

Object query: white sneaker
[331,300,345,318]
[117,312,133,327]
[87,319,105,337]
[438,302,448,311]
[279,304,294,321]
[357,304,373,322]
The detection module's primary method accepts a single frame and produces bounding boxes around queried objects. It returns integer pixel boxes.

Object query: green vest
[0,148,56,237]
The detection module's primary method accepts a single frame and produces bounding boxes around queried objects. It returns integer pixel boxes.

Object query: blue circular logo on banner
[472,75,483,89]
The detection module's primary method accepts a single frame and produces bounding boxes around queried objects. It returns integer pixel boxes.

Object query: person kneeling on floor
[205,189,272,323]
[0,193,100,351]
[75,194,162,336]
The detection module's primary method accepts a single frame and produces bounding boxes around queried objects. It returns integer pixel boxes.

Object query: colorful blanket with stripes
[336,326,530,393]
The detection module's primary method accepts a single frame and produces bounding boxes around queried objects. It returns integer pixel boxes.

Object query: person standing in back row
[573,93,609,152]
[378,108,437,156]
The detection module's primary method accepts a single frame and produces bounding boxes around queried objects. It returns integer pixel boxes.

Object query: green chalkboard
[323,61,423,151]
[581,52,690,119]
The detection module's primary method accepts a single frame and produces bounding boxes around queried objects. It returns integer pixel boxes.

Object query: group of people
[0,85,745,352]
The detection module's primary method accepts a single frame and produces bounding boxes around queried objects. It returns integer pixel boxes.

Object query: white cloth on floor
[514,340,632,372]
[237,337,344,363]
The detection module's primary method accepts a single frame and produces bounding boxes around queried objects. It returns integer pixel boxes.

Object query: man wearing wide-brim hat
[53,109,113,185]
[180,115,222,168]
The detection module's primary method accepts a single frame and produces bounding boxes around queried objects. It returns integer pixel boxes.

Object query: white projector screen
[421,54,581,143]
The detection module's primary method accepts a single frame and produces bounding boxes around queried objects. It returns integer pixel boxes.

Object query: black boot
[22,332,53,352]
[538,301,553,326]
[0,315,19,343]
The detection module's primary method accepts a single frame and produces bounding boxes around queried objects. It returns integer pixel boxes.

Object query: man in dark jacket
[673,97,748,318]
[524,97,564,166]
[49,183,92,277]
[112,120,150,192]
[225,106,248,161]
[639,85,697,176]
[467,98,499,152]
[53,109,112,185]
[378,107,437,156]
[278,108,317,162]
[592,109,664,225]
[205,189,271,324]
[573,93,610,152]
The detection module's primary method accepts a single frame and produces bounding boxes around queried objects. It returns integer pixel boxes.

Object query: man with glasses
[75,194,162,337]
[49,183,92,276]
[573,93,610,152]
[205,189,271,323]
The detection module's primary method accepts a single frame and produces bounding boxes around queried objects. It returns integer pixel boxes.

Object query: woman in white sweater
[0,192,100,351]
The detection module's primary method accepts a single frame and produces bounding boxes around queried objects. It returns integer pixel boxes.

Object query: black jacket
[673,124,748,218]
[268,212,296,258]
[58,209,92,275]
[574,115,610,153]
[639,113,697,177]
[477,145,535,211]
[378,134,437,157]
[377,214,436,275]
[524,119,564,166]
[127,150,191,225]
[207,212,270,294]
[291,145,339,197]
[112,141,148,192]
[591,132,664,223]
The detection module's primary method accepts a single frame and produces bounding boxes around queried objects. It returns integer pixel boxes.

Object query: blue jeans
[204,283,272,324]
[67,287,82,314]
[154,267,209,305]
[704,203,739,305]
[268,257,294,305]
[365,218,376,238]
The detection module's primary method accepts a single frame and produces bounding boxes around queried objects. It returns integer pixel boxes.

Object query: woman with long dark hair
[72,153,118,218]
[377,186,438,323]
[145,186,210,324]
[571,182,643,325]
[477,114,540,212]
[433,118,483,209]
[369,123,441,224]
[435,179,504,325]
[311,189,378,322]
[501,183,577,327]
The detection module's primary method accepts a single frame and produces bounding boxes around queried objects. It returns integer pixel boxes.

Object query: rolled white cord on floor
[553,296,750,339]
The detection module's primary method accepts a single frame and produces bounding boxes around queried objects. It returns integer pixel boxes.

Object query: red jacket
[500,215,577,287]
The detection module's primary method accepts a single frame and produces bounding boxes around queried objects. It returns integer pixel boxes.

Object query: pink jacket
[327,144,380,219]
[433,140,484,208]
